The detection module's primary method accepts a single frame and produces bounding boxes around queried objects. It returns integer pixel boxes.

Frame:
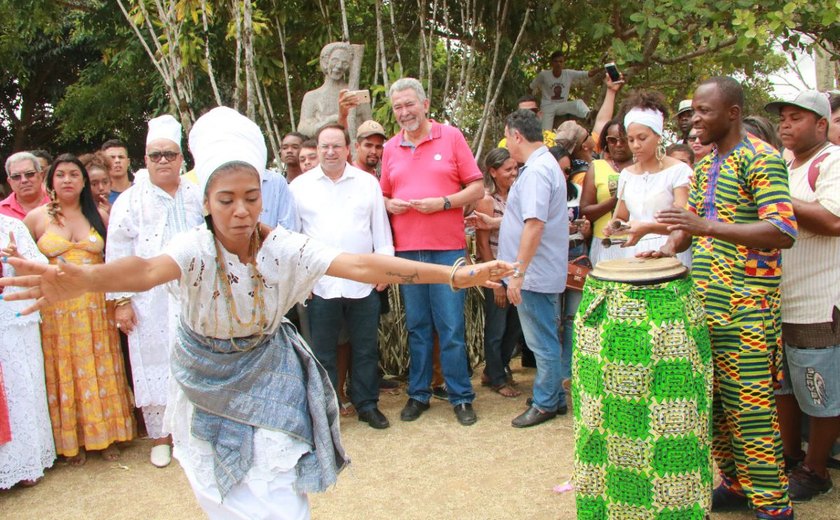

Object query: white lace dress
[0,215,55,488]
[106,177,204,438]
[616,162,693,267]
[162,226,340,519]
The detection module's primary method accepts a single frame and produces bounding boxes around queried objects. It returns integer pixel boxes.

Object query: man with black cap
[766,90,840,502]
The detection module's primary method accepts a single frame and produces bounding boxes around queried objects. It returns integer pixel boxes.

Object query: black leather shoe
[400,398,430,421]
[526,397,568,415]
[358,407,390,429]
[711,484,749,512]
[512,406,558,428]
[453,403,477,426]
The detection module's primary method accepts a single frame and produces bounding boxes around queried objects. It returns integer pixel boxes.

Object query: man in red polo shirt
[1,152,50,220]
[380,77,484,426]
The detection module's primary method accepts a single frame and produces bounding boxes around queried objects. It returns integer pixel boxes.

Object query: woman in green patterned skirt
[572,260,713,520]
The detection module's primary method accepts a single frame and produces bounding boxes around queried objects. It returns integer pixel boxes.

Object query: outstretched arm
[325,253,514,289]
[592,73,624,137]
[0,255,181,314]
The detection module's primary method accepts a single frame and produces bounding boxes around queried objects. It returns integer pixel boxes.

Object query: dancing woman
[1,107,512,519]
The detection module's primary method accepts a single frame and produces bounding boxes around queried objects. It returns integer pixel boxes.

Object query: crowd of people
[0,49,839,519]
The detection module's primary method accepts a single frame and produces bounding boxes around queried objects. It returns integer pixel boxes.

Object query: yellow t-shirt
[497,130,557,149]
[591,159,620,239]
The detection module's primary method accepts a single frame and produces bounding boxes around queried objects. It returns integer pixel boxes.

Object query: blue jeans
[307,290,381,412]
[560,289,582,382]
[561,241,587,381]
[397,249,474,406]
[516,290,564,411]
[482,287,523,387]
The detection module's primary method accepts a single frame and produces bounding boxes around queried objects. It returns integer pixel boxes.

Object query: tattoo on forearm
[386,270,419,284]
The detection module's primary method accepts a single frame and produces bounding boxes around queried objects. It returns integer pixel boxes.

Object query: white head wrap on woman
[623,107,665,136]
[188,106,266,194]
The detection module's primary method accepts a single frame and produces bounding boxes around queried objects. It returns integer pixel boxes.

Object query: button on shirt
[290,163,394,299]
[498,146,568,293]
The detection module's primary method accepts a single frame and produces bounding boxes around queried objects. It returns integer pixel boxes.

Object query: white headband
[146,115,182,149]
[188,107,266,194]
[623,107,665,136]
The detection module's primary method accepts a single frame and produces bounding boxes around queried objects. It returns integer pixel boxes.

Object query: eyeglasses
[8,170,38,182]
[605,136,626,146]
[147,151,180,163]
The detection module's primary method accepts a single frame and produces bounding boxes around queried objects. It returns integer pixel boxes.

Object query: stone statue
[298,42,371,139]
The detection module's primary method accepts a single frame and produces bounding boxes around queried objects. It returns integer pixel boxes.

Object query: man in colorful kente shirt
[646,76,797,519]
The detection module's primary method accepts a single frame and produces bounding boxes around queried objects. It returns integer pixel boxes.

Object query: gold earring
[655,142,666,162]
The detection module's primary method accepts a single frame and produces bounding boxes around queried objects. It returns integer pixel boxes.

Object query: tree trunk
[474,7,532,158]
[200,0,223,106]
[374,0,391,91]
[274,19,296,131]
[243,0,256,121]
[231,0,243,111]
[338,0,350,41]
[471,0,507,150]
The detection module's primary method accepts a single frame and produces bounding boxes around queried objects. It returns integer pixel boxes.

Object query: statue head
[320,42,353,81]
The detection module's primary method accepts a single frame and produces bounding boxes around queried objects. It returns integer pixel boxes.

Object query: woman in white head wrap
[603,90,693,267]
[0,107,514,519]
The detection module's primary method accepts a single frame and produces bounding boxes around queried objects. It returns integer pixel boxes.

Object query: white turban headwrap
[188,107,266,195]
[623,107,665,136]
[146,114,183,149]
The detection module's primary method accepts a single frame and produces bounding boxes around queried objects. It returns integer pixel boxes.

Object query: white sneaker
[150,444,172,468]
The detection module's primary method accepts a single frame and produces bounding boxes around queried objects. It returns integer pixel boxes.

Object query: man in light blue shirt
[499,108,569,428]
[261,168,300,231]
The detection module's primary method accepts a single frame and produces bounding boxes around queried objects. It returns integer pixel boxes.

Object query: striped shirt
[688,134,797,323]
[780,145,840,324]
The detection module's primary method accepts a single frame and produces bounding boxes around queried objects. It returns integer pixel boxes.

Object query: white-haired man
[1,152,49,220]
[379,77,484,426]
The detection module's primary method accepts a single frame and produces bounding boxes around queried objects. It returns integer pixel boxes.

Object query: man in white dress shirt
[106,115,204,466]
[289,123,394,429]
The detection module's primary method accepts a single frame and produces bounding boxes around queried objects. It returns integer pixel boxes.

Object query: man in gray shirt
[499,109,569,428]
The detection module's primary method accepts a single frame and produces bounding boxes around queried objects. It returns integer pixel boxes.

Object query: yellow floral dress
[36,228,134,456]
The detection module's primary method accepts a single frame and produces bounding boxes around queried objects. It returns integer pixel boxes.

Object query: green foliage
[0,0,837,160]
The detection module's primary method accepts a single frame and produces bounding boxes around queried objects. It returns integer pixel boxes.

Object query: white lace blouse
[162,225,341,497]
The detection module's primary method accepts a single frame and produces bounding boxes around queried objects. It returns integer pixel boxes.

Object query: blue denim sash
[173,320,348,497]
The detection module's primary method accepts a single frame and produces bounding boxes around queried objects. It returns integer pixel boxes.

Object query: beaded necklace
[213,228,268,349]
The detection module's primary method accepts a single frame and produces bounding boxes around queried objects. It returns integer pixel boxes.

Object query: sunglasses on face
[605,136,626,146]
[8,170,38,181]
[687,135,700,142]
[147,151,180,163]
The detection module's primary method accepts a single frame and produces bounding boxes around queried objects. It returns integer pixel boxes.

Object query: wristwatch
[442,196,451,210]
[512,267,524,279]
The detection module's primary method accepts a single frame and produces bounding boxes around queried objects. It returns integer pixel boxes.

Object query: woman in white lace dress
[1,107,511,518]
[0,214,55,488]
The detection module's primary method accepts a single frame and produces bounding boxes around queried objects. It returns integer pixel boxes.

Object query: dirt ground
[1,364,838,519]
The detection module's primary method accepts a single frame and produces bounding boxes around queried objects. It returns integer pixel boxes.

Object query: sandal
[492,383,521,398]
[339,401,356,417]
